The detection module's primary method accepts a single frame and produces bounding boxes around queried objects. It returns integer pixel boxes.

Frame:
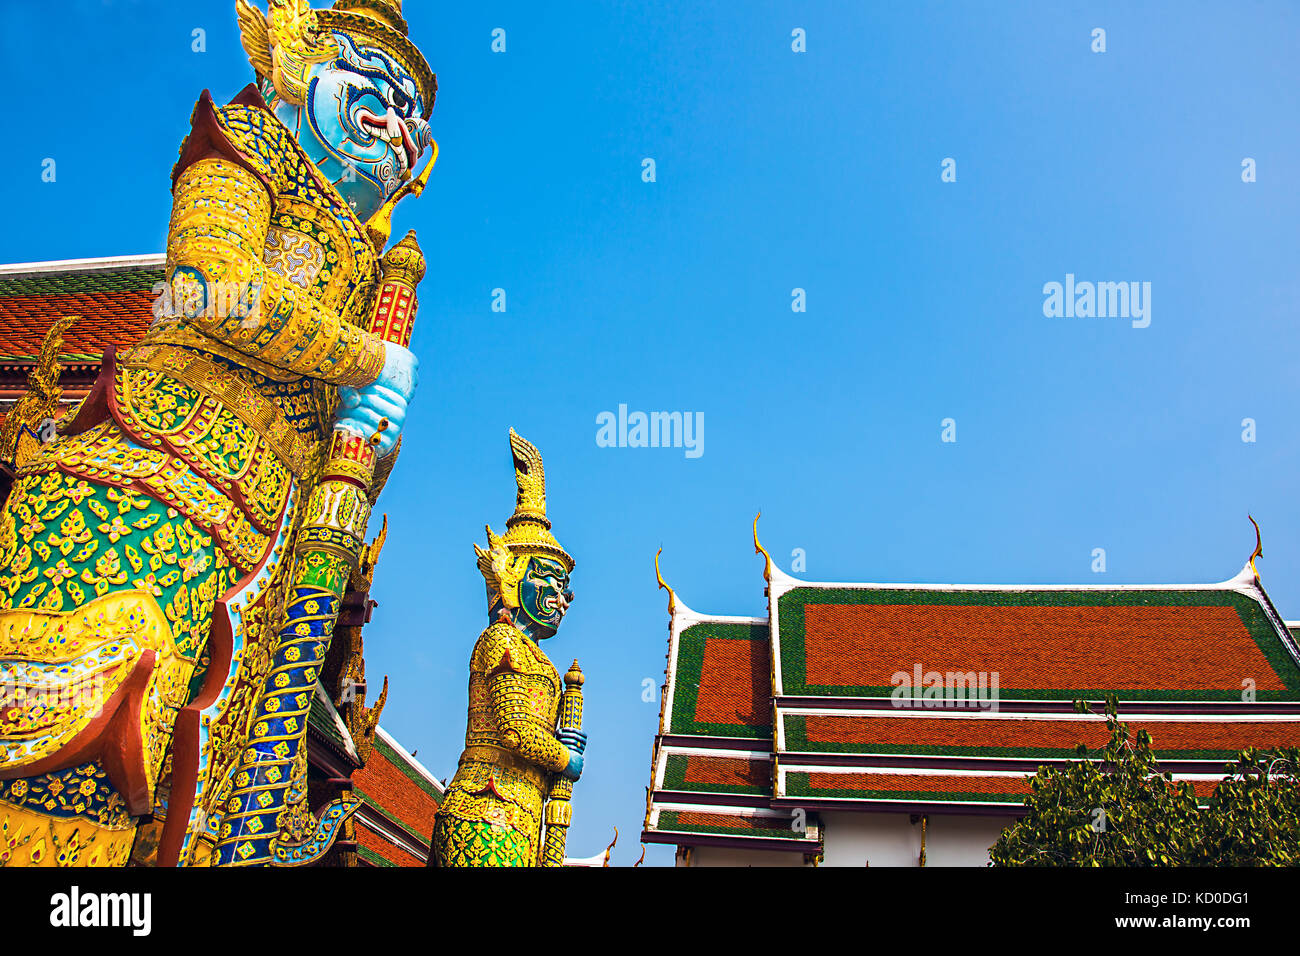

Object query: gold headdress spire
[332,0,406,31]
[508,428,549,528]
[474,431,574,602]
[500,429,574,570]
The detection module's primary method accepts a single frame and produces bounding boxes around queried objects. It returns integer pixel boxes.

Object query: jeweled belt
[459,744,551,790]
[118,343,316,479]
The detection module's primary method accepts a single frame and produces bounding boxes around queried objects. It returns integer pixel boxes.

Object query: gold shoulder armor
[470,622,549,678]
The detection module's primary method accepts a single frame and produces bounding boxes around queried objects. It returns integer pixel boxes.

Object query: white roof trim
[769,569,1261,595]
[375,724,445,795]
[0,253,166,278]
[354,809,429,862]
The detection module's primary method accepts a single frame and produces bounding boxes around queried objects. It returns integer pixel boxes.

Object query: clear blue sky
[3,0,1299,865]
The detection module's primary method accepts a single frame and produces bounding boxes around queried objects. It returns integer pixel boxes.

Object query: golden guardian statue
[432,430,587,867]
[0,0,435,867]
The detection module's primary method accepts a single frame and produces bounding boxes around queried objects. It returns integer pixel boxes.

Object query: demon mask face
[273,32,432,220]
[236,0,437,222]
[515,556,574,640]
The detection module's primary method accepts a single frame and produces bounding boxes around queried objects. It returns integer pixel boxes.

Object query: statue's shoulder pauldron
[171,84,302,200]
[470,623,554,679]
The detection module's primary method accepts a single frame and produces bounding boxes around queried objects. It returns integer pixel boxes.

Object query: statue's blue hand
[560,747,584,782]
[336,342,419,457]
[557,729,587,755]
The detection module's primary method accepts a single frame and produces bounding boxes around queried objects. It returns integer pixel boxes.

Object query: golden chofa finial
[753,512,773,583]
[655,548,676,615]
[1248,515,1263,583]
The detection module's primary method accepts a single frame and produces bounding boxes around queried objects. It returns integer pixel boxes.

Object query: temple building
[0,255,443,866]
[643,521,1300,866]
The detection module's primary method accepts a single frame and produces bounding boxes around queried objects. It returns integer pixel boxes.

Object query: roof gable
[668,618,771,738]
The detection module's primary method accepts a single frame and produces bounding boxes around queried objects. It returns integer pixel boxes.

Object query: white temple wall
[820,810,1006,867]
[677,811,1009,867]
[679,846,813,867]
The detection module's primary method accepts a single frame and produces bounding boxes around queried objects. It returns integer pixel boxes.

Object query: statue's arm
[485,667,571,774]
[166,156,385,388]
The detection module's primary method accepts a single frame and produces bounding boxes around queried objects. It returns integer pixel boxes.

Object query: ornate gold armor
[0,88,393,867]
[432,431,579,867]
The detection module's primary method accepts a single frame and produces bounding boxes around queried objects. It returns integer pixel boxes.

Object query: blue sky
[3,0,1299,865]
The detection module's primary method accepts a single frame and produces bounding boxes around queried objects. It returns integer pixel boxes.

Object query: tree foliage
[990,697,1300,866]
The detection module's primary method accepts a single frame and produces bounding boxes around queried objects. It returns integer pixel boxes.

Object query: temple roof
[765,562,1300,702]
[351,727,445,867]
[307,688,444,866]
[644,538,1300,852]
[0,255,163,361]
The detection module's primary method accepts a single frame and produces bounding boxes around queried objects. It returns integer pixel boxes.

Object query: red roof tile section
[798,715,1300,754]
[683,755,769,790]
[355,821,424,867]
[351,740,441,843]
[797,770,1219,801]
[0,292,155,360]
[805,771,1035,798]
[803,603,1286,691]
[695,636,770,727]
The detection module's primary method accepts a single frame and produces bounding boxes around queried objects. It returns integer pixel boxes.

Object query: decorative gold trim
[0,590,191,815]
[140,325,302,382]
[119,344,314,478]
[0,800,136,868]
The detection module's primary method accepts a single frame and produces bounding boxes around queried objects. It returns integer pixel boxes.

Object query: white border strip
[777,707,1300,724]
[375,724,445,796]
[0,253,166,278]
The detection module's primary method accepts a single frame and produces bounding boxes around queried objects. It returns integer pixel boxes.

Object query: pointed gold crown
[492,429,574,571]
[236,0,436,115]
